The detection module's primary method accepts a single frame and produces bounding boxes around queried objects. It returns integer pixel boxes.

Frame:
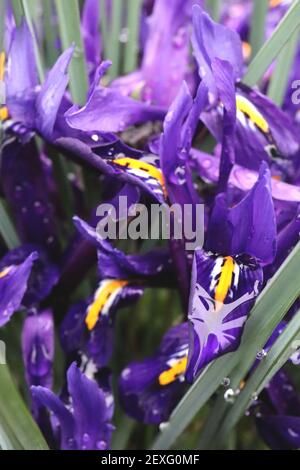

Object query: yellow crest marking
[0,107,8,121]
[113,157,167,198]
[0,52,5,81]
[86,279,129,331]
[236,95,269,134]
[214,256,235,305]
[158,356,188,386]
[242,42,252,61]
[269,0,283,8]
[0,267,11,279]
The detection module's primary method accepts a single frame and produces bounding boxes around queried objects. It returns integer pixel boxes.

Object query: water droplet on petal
[172,27,186,49]
[67,437,75,448]
[96,440,107,450]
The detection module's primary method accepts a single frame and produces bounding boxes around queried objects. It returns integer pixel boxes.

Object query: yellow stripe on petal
[0,107,8,121]
[159,356,188,386]
[214,256,235,305]
[85,280,129,331]
[269,0,283,8]
[0,266,11,279]
[113,157,167,197]
[0,52,5,81]
[242,42,252,62]
[236,95,269,134]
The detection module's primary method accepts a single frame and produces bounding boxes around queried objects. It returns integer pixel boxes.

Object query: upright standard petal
[5,20,38,126]
[192,5,243,97]
[228,163,277,265]
[36,47,74,139]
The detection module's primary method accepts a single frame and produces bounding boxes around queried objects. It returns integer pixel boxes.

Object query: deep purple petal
[0,252,38,327]
[67,363,114,450]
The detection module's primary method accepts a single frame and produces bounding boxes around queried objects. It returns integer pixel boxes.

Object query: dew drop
[159,422,169,431]
[224,388,237,404]
[172,27,186,49]
[96,440,107,450]
[67,437,75,449]
[221,377,231,388]
[119,28,129,43]
[47,236,55,245]
[91,134,99,142]
[256,349,267,360]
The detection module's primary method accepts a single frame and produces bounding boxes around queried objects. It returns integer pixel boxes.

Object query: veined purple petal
[186,249,262,381]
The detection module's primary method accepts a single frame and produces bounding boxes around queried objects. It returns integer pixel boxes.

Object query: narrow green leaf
[54,0,88,105]
[21,0,45,81]
[0,200,20,249]
[152,240,300,450]
[215,310,300,448]
[124,0,142,74]
[43,0,59,66]
[0,0,6,45]
[249,0,268,59]
[206,0,222,22]
[151,356,234,450]
[11,0,24,27]
[268,28,299,106]
[0,365,48,450]
[107,0,122,78]
[111,415,135,450]
[244,0,300,86]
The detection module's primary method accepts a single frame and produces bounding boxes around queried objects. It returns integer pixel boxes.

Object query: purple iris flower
[119,322,189,424]
[31,362,114,450]
[60,216,175,368]
[186,163,276,381]
[111,0,203,107]
[192,7,300,176]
